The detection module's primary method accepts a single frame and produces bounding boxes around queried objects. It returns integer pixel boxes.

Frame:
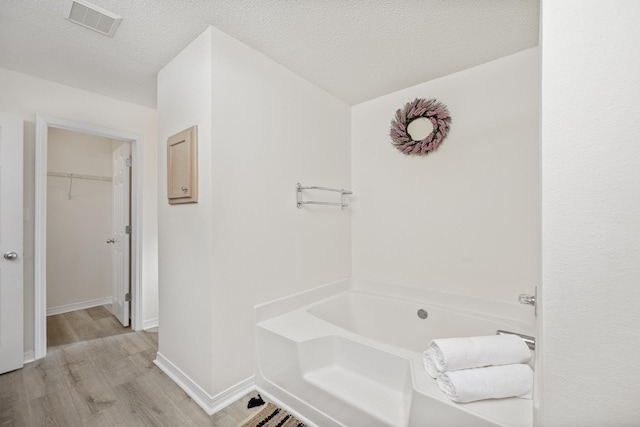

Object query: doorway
[45,128,131,347]
[34,115,143,360]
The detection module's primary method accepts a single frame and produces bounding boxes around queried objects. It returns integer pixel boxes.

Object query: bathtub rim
[256,277,535,328]
[306,288,534,338]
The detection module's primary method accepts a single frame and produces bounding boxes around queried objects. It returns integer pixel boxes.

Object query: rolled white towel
[436,364,534,403]
[422,348,439,378]
[423,334,531,378]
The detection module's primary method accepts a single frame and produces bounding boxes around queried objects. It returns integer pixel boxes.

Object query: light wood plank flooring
[47,305,131,348]
[1,307,265,426]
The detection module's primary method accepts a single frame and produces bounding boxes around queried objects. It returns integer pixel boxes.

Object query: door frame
[34,115,144,360]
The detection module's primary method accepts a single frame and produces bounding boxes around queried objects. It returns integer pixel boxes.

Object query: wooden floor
[0,307,265,426]
[47,305,131,348]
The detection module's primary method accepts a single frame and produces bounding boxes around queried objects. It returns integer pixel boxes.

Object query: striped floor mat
[237,402,306,427]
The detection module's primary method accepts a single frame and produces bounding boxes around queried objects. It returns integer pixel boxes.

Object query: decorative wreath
[389,98,451,156]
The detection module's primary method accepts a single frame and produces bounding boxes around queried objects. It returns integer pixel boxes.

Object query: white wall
[209,27,351,394]
[539,1,640,425]
[352,48,540,307]
[157,27,215,393]
[46,128,112,310]
[157,26,351,398]
[0,67,158,354]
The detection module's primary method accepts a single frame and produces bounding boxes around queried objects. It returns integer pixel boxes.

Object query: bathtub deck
[304,365,407,427]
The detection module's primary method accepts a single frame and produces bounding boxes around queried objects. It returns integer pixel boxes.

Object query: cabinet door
[167,126,198,204]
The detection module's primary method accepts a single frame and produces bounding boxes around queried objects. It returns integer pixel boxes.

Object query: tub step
[303,365,407,427]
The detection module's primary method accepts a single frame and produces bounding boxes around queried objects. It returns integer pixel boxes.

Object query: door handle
[3,251,18,260]
[106,238,115,244]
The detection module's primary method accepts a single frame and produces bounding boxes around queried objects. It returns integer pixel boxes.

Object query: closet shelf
[47,172,112,182]
[48,171,112,200]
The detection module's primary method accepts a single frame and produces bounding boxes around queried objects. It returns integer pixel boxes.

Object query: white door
[110,143,130,327]
[0,113,24,374]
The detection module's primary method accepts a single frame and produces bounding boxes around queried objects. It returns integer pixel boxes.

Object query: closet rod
[47,172,112,182]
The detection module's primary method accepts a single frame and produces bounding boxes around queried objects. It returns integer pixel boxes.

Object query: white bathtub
[255,278,535,427]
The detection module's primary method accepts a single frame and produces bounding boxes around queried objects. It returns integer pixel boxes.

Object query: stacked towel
[436,364,533,403]
[423,334,531,378]
[423,335,533,403]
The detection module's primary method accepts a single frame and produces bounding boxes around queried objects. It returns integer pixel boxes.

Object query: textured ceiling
[0,1,539,108]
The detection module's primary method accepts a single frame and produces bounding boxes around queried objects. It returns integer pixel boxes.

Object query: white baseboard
[154,352,255,415]
[23,351,35,364]
[47,297,112,316]
[142,317,158,330]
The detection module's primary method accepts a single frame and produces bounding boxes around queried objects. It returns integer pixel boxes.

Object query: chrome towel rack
[296,183,353,209]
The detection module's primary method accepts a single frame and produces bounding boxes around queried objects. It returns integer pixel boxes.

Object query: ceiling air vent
[63,0,122,37]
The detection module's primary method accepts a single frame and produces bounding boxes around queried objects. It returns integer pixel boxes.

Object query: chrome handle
[181,186,188,192]
[3,251,18,260]
[519,293,536,306]
[106,238,115,244]
[519,287,538,316]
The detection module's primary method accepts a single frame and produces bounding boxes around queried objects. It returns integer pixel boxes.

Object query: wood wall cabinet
[167,125,198,204]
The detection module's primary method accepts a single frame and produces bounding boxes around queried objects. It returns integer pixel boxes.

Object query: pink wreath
[389,98,451,155]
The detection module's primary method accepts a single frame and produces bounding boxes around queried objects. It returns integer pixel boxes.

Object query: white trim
[130,131,144,335]
[23,351,35,364]
[142,317,158,330]
[34,114,144,360]
[209,376,255,415]
[46,297,113,316]
[34,117,48,362]
[154,352,255,415]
